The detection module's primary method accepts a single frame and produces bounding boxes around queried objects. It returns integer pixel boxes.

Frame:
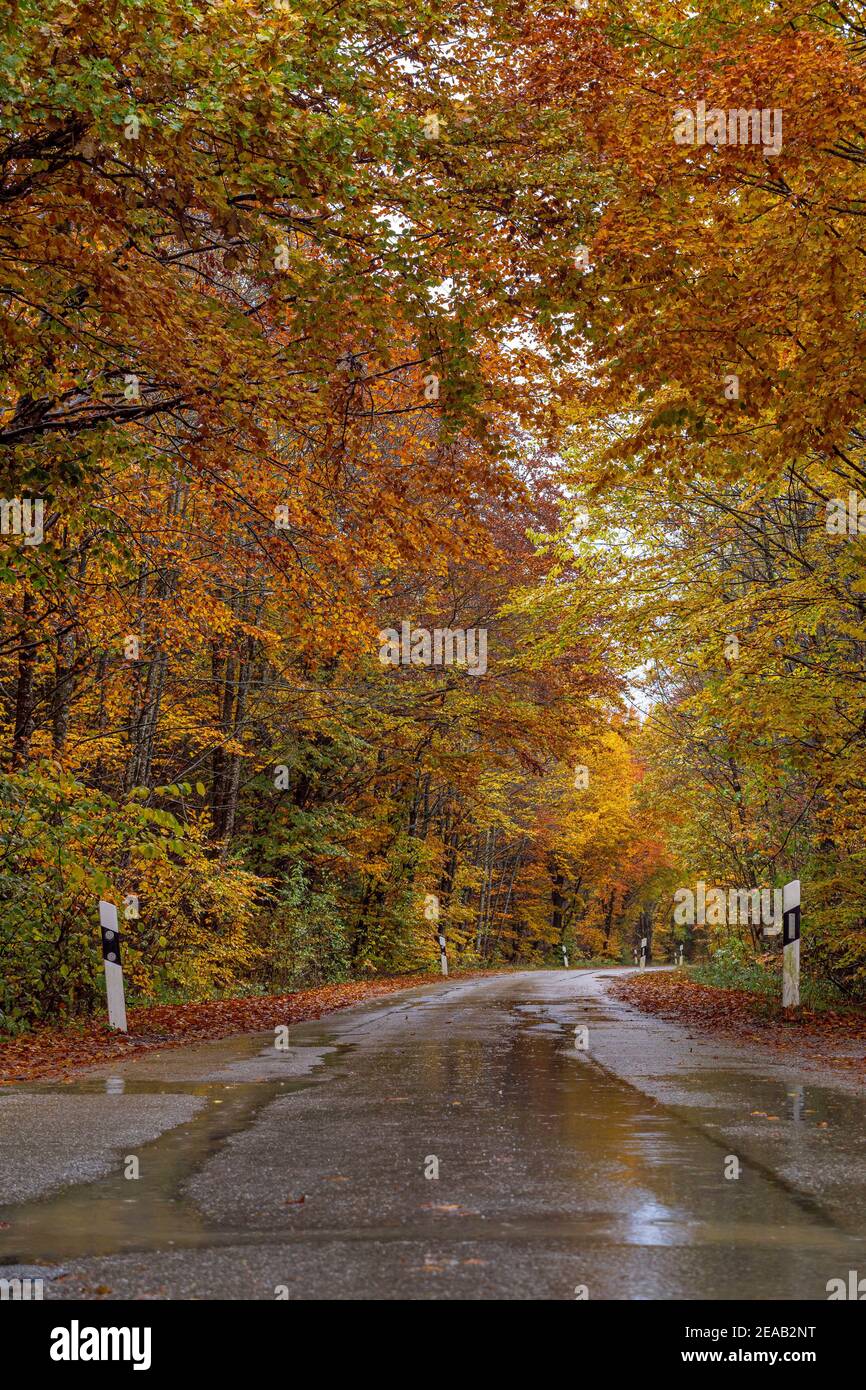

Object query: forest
[2,0,866,1028]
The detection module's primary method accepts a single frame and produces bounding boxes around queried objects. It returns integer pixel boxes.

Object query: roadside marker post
[640,936,647,971]
[438,933,448,977]
[761,879,800,1008]
[562,943,569,969]
[99,899,128,1032]
[782,879,800,1009]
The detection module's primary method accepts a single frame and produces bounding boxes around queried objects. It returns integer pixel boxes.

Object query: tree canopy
[2,0,865,1025]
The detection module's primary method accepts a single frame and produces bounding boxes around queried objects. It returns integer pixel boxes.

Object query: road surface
[2,969,865,1299]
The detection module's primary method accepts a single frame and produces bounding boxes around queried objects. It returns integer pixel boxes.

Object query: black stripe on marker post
[101,921,122,966]
[783,903,801,947]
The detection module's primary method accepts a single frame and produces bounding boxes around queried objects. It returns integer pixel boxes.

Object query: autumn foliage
[2,0,866,1026]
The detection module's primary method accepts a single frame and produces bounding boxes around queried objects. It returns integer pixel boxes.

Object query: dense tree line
[2,0,865,1025]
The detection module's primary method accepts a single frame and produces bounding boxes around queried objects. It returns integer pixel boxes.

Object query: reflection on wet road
[1,970,864,1299]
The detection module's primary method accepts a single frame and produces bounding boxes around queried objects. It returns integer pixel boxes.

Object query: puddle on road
[1,991,864,1293]
[667,1068,864,1130]
[501,999,864,1255]
[0,1041,351,1265]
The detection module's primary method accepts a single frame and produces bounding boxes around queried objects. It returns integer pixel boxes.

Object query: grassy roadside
[608,969,866,1080]
[0,971,492,1086]
[689,951,847,1011]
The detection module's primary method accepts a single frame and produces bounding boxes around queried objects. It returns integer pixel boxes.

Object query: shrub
[0,764,264,1028]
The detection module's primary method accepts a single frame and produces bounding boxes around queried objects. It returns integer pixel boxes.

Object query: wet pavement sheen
[1,970,864,1299]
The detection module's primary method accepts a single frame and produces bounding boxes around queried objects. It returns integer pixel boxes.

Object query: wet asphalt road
[2,969,866,1300]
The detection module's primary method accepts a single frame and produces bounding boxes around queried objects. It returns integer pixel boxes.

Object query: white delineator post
[782,879,800,1009]
[438,932,448,977]
[561,943,569,969]
[640,936,647,971]
[99,899,127,1032]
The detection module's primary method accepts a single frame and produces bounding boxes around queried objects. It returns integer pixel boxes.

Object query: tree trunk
[11,591,38,767]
